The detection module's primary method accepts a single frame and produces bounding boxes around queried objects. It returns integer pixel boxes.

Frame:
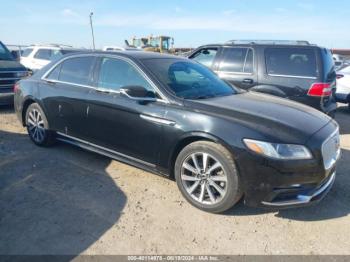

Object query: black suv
[0,41,28,105]
[14,51,340,213]
[189,40,337,116]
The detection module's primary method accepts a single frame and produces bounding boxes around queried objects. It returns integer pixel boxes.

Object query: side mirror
[120,86,157,102]
[11,51,20,61]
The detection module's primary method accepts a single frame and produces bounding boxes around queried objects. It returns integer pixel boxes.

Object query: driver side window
[191,48,218,68]
[97,57,154,92]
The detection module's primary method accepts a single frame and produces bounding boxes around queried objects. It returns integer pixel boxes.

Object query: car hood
[0,60,26,71]
[185,91,332,144]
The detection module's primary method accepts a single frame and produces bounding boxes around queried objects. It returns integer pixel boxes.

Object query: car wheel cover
[181,152,228,205]
[27,108,45,143]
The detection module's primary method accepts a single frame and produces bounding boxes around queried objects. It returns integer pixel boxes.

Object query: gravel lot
[0,105,349,255]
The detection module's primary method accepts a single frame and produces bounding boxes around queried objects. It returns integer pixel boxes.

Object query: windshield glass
[142,58,236,99]
[0,42,14,60]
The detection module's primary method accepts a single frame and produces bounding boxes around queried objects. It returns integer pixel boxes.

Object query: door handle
[242,79,254,84]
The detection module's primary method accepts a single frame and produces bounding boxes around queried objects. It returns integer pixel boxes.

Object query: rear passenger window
[97,57,154,91]
[265,48,317,77]
[34,49,52,60]
[59,56,94,85]
[191,48,218,68]
[219,48,253,73]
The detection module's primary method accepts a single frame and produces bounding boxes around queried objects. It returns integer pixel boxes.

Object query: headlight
[243,139,312,160]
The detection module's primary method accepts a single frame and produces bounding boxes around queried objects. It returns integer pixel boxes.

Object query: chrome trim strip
[267,74,317,80]
[56,132,155,167]
[262,172,336,207]
[216,71,253,76]
[140,114,176,126]
[41,53,169,104]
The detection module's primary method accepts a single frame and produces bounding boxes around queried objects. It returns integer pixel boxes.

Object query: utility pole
[89,12,95,50]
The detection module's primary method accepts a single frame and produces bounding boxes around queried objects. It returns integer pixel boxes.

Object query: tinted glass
[219,48,252,73]
[143,58,236,99]
[21,48,33,57]
[322,48,336,81]
[46,63,62,80]
[97,57,154,91]
[0,42,14,60]
[191,48,217,68]
[34,49,52,60]
[265,48,317,77]
[59,56,94,85]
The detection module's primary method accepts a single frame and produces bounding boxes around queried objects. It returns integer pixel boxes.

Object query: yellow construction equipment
[127,35,192,55]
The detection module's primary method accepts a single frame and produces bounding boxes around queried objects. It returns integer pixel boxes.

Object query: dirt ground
[0,104,349,255]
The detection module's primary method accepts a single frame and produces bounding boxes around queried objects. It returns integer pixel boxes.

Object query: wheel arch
[168,132,234,179]
[21,97,45,126]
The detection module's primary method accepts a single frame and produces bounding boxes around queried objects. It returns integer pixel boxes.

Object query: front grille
[322,129,341,170]
[0,71,22,89]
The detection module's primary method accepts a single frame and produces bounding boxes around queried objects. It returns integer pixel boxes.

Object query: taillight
[307,83,332,97]
[336,74,344,79]
[14,83,20,92]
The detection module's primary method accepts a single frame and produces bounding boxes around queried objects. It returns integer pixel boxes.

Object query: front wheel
[25,103,55,146]
[174,141,242,213]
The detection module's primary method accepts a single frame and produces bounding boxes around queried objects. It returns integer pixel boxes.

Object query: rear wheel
[175,141,242,213]
[25,103,55,146]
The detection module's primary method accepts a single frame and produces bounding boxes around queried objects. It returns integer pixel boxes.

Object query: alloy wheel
[27,108,46,143]
[180,152,228,205]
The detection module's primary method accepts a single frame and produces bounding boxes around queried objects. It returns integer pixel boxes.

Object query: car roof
[196,43,322,49]
[67,50,186,60]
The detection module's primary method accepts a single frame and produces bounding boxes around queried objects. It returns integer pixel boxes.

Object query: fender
[167,131,237,174]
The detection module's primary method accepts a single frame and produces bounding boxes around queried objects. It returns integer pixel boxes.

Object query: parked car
[188,40,337,116]
[335,65,350,108]
[14,51,340,213]
[20,44,85,72]
[102,45,140,52]
[0,41,28,105]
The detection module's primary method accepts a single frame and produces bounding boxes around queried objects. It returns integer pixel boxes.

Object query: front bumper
[261,172,336,208]
[237,121,340,209]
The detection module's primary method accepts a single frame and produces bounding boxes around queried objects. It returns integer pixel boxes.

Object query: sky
[1,0,349,49]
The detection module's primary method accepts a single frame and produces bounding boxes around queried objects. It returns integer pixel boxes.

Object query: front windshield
[0,42,14,61]
[142,58,236,99]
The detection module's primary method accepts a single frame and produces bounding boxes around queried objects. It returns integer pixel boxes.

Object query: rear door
[216,47,257,89]
[40,55,96,138]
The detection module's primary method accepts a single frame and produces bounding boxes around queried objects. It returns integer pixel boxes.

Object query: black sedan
[14,51,341,213]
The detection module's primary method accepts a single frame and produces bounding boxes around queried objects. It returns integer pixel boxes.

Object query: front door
[85,56,166,165]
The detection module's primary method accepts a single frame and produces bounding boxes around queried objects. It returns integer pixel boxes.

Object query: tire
[25,103,55,146]
[174,141,242,213]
